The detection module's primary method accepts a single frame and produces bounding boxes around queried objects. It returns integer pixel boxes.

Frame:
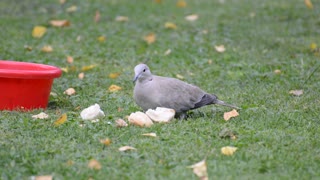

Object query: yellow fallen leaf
[24,45,33,51]
[115,16,129,22]
[176,74,184,79]
[223,109,239,121]
[88,159,102,170]
[142,133,157,137]
[66,160,74,166]
[41,45,53,53]
[108,84,122,92]
[221,146,237,156]
[164,22,177,30]
[188,160,208,180]
[64,88,76,96]
[97,35,106,42]
[81,64,97,71]
[94,10,101,23]
[185,14,199,21]
[215,45,226,53]
[32,26,47,38]
[143,33,156,45]
[34,175,53,180]
[78,72,85,79]
[108,72,121,79]
[59,0,66,4]
[310,43,317,51]
[100,138,112,146]
[208,59,212,64]
[61,67,69,73]
[50,20,70,27]
[54,113,67,126]
[118,146,136,152]
[304,0,313,9]
[274,69,281,74]
[32,112,49,119]
[289,89,303,96]
[176,0,187,7]
[66,5,77,13]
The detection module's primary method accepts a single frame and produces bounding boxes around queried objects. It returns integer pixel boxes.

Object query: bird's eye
[143,69,146,72]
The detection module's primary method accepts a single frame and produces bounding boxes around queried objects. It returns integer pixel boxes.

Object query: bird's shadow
[176,108,226,120]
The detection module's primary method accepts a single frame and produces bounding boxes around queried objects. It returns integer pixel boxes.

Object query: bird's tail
[214,99,240,109]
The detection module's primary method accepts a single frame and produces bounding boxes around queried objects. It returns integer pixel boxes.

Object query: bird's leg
[175,112,187,120]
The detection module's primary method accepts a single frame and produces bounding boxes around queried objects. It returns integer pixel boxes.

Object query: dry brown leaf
[94,11,101,23]
[223,109,239,121]
[115,16,129,22]
[119,146,136,152]
[66,5,77,13]
[143,33,156,45]
[176,0,187,7]
[34,175,53,180]
[66,56,74,64]
[274,69,281,75]
[221,146,237,156]
[185,14,199,21]
[32,112,49,119]
[54,113,67,126]
[88,159,102,170]
[64,88,76,95]
[154,0,162,3]
[78,72,85,79]
[215,45,226,53]
[128,111,153,127]
[100,138,112,146]
[142,133,157,137]
[188,160,208,180]
[50,20,70,27]
[164,22,177,30]
[32,26,47,38]
[41,45,53,53]
[81,64,97,71]
[59,0,66,4]
[108,72,121,79]
[304,0,313,9]
[115,119,128,127]
[289,90,303,96]
[66,160,74,166]
[108,84,122,92]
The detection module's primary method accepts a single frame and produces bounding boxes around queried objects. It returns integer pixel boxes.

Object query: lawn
[1,0,320,179]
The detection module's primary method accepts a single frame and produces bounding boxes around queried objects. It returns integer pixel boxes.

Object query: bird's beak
[133,76,138,83]
[133,73,139,84]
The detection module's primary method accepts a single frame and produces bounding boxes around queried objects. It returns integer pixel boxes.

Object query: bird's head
[133,64,152,83]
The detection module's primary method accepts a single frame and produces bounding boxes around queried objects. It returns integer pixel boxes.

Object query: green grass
[1,0,320,179]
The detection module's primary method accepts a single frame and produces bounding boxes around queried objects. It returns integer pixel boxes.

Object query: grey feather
[133,64,239,117]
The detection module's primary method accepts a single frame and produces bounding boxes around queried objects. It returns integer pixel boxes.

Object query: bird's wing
[153,76,205,113]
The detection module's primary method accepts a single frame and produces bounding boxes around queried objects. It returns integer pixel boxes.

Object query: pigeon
[133,64,239,118]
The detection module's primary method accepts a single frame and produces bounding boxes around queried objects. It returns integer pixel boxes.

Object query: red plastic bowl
[0,60,62,110]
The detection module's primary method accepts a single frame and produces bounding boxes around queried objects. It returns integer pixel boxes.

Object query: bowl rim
[0,60,62,79]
